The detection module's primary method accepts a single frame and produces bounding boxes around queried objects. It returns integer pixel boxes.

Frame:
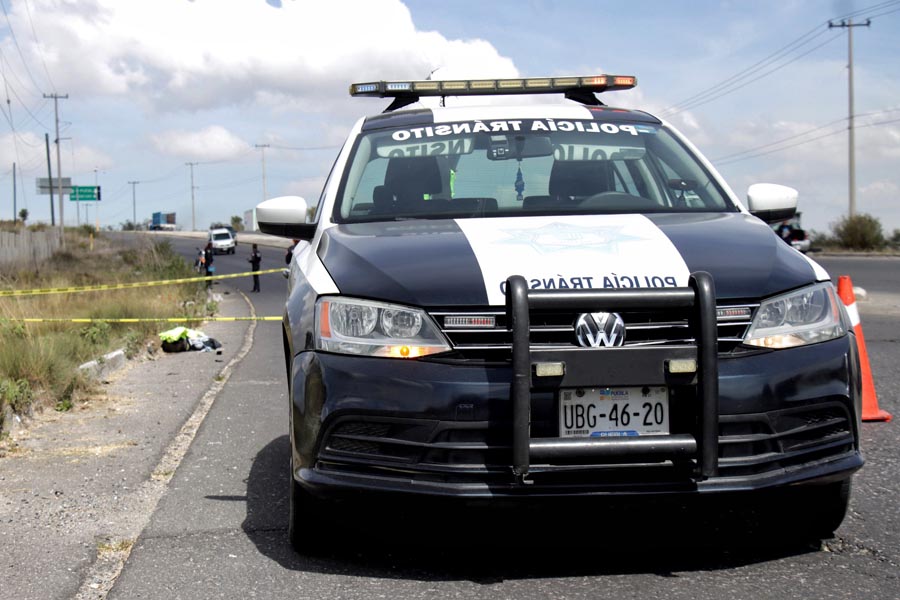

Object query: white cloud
[150,125,249,161]
[9,0,517,114]
[860,179,900,197]
[283,175,327,202]
[0,131,46,172]
[65,143,115,178]
[858,125,900,161]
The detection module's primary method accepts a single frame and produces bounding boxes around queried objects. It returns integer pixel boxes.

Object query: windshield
[213,233,231,241]
[335,119,736,222]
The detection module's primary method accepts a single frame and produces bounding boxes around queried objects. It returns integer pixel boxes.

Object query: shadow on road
[242,435,821,582]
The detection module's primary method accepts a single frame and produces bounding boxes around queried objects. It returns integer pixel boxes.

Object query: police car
[257,75,862,551]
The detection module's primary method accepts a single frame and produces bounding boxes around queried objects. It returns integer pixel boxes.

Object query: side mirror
[256,196,317,240]
[746,183,798,223]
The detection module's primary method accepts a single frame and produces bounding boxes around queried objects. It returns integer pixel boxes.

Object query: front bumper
[291,337,862,499]
[290,275,862,499]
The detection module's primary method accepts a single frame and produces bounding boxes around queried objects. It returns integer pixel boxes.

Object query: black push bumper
[506,272,719,482]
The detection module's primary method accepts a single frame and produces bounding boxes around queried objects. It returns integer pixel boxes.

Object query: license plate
[559,387,669,437]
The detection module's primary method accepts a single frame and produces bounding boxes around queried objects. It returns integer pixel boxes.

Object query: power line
[21,0,55,92]
[269,143,340,151]
[840,0,900,20]
[193,147,257,165]
[199,174,261,192]
[659,0,900,118]
[712,107,900,163]
[0,52,49,129]
[864,5,900,18]
[659,29,831,116]
[0,0,45,96]
[661,32,841,117]
[715,114,900,165]
[137,164,184,184]
[713,118,847,163]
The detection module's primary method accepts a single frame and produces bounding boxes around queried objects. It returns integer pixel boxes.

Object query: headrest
[372,185,394,213]
[385,157,443,195]
[548,161,611,198]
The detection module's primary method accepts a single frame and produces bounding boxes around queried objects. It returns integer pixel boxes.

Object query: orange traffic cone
[837,275,891,422]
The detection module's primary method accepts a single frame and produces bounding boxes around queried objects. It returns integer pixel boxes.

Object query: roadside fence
[0,229,63,269]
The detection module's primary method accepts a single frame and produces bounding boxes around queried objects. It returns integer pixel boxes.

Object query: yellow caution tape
[0,268,285,298]
[0,316,283,323]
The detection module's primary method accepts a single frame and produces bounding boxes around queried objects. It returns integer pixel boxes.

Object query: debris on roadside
[158,326,222,354]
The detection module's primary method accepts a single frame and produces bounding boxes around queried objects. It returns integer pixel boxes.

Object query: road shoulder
[0,286,254,600]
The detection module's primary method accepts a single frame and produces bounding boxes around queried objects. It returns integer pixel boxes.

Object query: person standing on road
[203,242,215,289]
[285,239,299,265]
[248,243,262,292]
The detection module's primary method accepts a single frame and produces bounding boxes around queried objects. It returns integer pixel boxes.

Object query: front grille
[717,402,855,477]
[319,401,854,485]
[432,303,756,358]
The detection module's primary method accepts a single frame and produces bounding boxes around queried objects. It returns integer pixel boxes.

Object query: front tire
[288,468,329,553]
[775,479,852,540]
[804,479,852,538]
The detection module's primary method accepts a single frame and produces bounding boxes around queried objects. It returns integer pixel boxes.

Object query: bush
[831,214,886,251]
[80,321,111,346]
[0,378,33,414]
[890,229,900,248]
[809,229,834,248]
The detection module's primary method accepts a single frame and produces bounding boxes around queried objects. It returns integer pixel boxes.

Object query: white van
[208,228,236,254]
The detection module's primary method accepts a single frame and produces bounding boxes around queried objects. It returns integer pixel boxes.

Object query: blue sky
[1,0,898,234]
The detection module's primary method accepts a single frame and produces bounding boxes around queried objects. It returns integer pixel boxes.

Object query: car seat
[383,157,444,213]
[548,160,612,202]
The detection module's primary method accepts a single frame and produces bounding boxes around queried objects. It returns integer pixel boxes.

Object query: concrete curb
[78,348,127,380]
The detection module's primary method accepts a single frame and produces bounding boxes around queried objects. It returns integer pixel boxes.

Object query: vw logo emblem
[574,312,626,348]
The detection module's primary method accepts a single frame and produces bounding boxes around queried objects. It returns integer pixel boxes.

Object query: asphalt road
[96,244,899,599]
[14,239,897,599]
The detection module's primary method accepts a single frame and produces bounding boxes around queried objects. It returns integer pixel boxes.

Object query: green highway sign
[70,185,101,201]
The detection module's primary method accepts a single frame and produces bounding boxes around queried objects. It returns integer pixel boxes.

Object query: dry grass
[0,229,206,431]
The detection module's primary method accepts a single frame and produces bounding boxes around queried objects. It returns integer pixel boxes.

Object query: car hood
[317,213,817,307]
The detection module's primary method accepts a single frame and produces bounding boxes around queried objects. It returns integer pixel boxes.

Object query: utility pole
[44,93,68,230]
[255,144,270,204]
[128,180,139,229]
[12,162,16,225]
[45,133,55,226]
[829,18,870,218]
[186,162,198,231]
[94,168,100,231]
[59,137,77,226]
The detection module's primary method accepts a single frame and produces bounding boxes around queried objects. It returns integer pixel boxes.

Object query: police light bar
[350,75,637,111]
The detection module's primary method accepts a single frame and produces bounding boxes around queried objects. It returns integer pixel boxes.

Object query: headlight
[316,297,450,358]
[744,282,846,349]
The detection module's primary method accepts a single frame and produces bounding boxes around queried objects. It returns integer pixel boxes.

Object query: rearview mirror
[488,135,554,160]
[746,183,798,223]
[256,196,317,240]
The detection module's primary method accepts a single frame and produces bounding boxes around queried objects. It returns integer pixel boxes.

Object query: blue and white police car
[257,75,862,551]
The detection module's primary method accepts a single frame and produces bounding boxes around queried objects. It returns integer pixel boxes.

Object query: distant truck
[150,211,176,231]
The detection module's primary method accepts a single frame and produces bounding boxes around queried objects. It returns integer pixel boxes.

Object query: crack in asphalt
[823,536,900,570]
